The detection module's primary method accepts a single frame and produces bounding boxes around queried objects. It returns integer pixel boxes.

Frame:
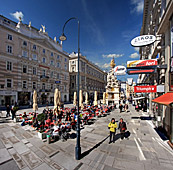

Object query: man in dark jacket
[6,105,11,117]
[118,118,127,140]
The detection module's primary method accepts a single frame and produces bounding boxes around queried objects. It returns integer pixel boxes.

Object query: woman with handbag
[118,118,127,140]
[108,118,117,144]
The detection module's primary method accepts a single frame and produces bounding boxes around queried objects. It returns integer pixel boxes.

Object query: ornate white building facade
[0,15,70,106]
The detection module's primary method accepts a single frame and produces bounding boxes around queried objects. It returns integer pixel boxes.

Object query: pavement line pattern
[134,137,146,161]
[132,128,137,135]
[154,137,173,156]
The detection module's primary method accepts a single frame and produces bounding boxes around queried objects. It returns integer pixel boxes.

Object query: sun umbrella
[94,91,98,106]
[85,92,88,105]
[57,90,61,110]
[79,90,84,109]
[33,90,38,112]
[103,92,106,104]
[54,88,59,111]
[73,92,77,106]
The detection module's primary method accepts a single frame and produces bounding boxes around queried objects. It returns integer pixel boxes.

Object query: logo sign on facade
[127,69,155,74]
[134,85,157,93]
[55,81,61,84]
[114,66,126,75]
[131,35,156,47]
[127,59,157,68]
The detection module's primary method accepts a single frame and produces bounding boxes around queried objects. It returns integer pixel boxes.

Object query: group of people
[119,103,129,113]
[108,118,128,144]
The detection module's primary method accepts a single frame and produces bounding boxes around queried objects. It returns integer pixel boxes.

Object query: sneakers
[109,141,111,144]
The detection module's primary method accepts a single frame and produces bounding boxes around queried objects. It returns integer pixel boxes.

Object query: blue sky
[0,0,144,81]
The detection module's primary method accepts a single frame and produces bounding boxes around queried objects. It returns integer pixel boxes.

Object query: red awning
[152,92,173,106]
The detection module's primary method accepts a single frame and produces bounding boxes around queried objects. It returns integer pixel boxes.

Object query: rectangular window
[57,62,60,68]
[22,50,28,58]
[6,61,12,71]
[50,71,54,78]
[50,60,54,66]
[65,58,67,62]
[43,58,46,63]
[51,52,53,57]
[23,65,27,73]
[51,84,53,89]
[64,75,67,80]
[7,45,12,53]
[33,45,36,50]
[6,79,12,88]
[57,73,60,79]
[32,54,37,60]
[42,70,46,76]
[57,55,60,60]
[43,49,45,54]
[64,85,67,92]
[23,81,27,88]
[8,34,12,40]
[65,64,67,70]
[23,41,27,46]
[33,67,36,75]
[33,82,36,89]
[42,83,45,90]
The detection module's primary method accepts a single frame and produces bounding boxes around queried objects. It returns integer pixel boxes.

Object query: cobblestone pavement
[0,105,173,170]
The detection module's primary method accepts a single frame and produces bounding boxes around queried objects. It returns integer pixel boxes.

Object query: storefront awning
[152,92,173,106]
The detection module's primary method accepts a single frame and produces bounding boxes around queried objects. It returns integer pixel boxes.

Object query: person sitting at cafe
[21,112,27,126]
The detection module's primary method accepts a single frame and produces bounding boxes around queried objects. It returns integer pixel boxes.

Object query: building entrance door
[5,96,11,105]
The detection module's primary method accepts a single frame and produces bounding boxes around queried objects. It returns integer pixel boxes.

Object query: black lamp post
[59,17,81,160]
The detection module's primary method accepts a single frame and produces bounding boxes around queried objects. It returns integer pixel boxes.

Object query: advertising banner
[114,65,126,75]
[134,85,157,93]
[127,69,155,74]
[127,59,157,68]
[131,35,156,47]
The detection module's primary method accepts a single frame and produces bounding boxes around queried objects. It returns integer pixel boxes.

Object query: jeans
[110,131,115,142]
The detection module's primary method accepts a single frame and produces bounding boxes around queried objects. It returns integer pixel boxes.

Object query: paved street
[0,105,173,170]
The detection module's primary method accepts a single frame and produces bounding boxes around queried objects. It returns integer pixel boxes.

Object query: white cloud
[134,47,140,52]
[102,54,124,58]
[95,62,110,69]
[129,52,139,58]
[10,11,24,21]
[131,0,144,14]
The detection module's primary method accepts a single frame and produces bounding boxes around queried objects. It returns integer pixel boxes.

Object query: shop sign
[114,65,126,75]
[127,59,157,68]
[134,85,157,93]
[127,69,155,74]
[131,35,156,47]
[55,81,61,84]
[171,85,173,91]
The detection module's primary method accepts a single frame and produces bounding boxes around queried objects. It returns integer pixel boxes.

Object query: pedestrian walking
[118,118,127,140]
[11,106,16,120]
[108,118,117,144]
[119,104,123,113]
[6,105,11,117]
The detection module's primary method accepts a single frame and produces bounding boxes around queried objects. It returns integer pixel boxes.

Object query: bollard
[47,135,51,144]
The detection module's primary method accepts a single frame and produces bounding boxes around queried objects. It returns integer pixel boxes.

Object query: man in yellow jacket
[108,118,117,144]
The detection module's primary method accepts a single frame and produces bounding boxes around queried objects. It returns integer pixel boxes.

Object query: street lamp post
[59,17,81,160]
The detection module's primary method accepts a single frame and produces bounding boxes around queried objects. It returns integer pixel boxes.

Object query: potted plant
[37,113,46,139]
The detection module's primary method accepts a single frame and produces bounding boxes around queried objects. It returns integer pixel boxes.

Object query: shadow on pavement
[131,116,153,120]
[80,135,109,159]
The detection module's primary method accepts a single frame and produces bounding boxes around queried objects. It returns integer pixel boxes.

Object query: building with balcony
[138,0,173,144]
[0,15,69,106]
[69,52,107,102]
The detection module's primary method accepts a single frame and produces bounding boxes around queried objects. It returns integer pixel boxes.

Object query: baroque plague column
[105,58,120,106]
